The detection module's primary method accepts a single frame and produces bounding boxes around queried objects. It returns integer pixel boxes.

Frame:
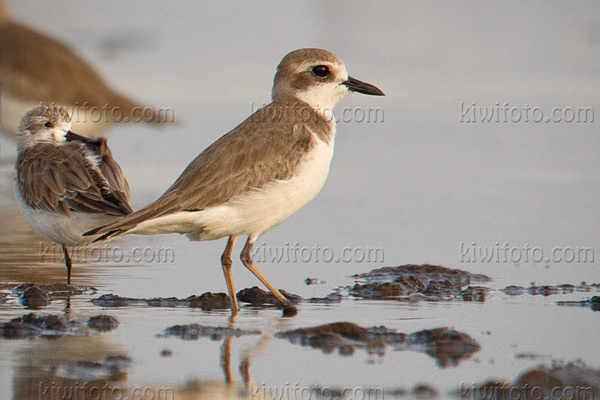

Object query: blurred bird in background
[0,0,170,140]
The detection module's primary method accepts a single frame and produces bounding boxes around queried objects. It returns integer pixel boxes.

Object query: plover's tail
[83,193,181,241]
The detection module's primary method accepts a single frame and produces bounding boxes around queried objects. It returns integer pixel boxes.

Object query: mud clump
[352,264,491,286]
[87,315,119,332]
[159,349,173,357]
[277,322,480,366]
[160,324,260,341]
[92,294,138,307]
[306,293,343,304]
[460,361,600,400]
[412,383,439,399]
[556,296,600,312]
[276,322,392,355]
[501,282,600,297]
[20,286,51,309]
[408,327,481,368]
[92,292,232,310]
[146,292,231,310]
[0,313,69,339]
[350,276,425,299]
[349,265,491,302]
[236,286,302,307]
[460,286,489,302]
[12,283,96,298]
[350,277,490,302]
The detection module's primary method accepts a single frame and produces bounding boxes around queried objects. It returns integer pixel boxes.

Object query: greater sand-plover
[87,48,384,315]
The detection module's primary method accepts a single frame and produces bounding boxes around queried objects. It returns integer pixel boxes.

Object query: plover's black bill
[343,76,385,96]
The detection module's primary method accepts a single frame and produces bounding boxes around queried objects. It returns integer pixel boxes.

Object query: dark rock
[12,283,96,297]
[0,318,41,339]
[20,286,51,309]
[500,285,525,296]
[460,286,489,302]
[236,286,302,306]
[412,383,439,399]
[92,292,231,310]
[0,313,69,339]
[185,292,230,310]
[556,296,600,312]
[87,315,119,332]
[160,349,172,357]
[92,294,140,307]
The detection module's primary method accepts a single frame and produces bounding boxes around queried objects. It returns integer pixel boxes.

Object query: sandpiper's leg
[221,235,238,314]
[240,236,297,316]
[61,244,72,285]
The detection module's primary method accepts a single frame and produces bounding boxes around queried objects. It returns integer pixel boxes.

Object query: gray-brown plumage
[15,104,132,284]
[16,139,132,218]
[86,48,384,315]
[88,101,330,239]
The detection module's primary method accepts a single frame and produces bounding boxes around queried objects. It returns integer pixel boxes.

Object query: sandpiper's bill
[15,105,133,284]
[0,2,167,139]
[87,48,385,315]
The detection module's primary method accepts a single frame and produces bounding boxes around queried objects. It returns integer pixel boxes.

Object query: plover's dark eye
[312,65,330,78]
[44,122,53,128]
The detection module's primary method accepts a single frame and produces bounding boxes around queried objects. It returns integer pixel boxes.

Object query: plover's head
[17,105,73,149]
[272,48,384,116]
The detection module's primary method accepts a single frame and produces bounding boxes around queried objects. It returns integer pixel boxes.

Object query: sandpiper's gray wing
[16,142,133,217]
[87,102,331,236]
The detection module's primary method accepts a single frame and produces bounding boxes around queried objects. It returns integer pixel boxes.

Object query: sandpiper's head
[17,105,72,149]
[272,48,384,114]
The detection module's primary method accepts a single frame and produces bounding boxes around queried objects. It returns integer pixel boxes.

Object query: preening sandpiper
[86,48,385,315]
[15,105,133,284]
[0,1,167,139]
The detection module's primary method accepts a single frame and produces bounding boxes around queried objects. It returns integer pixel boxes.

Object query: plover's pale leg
[61,244,72,285]
[240,236,297,316]
[221,235,239,314]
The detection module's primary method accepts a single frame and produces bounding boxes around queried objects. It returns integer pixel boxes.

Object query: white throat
[295,84,349,123]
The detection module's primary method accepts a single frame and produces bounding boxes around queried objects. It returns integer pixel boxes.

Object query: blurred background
[1,1,599,399]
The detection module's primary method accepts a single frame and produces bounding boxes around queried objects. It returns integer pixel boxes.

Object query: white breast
[15,183,119,246]
[132,131,336,241]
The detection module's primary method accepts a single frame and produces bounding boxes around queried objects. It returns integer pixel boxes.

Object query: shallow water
[1,1,600,399]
